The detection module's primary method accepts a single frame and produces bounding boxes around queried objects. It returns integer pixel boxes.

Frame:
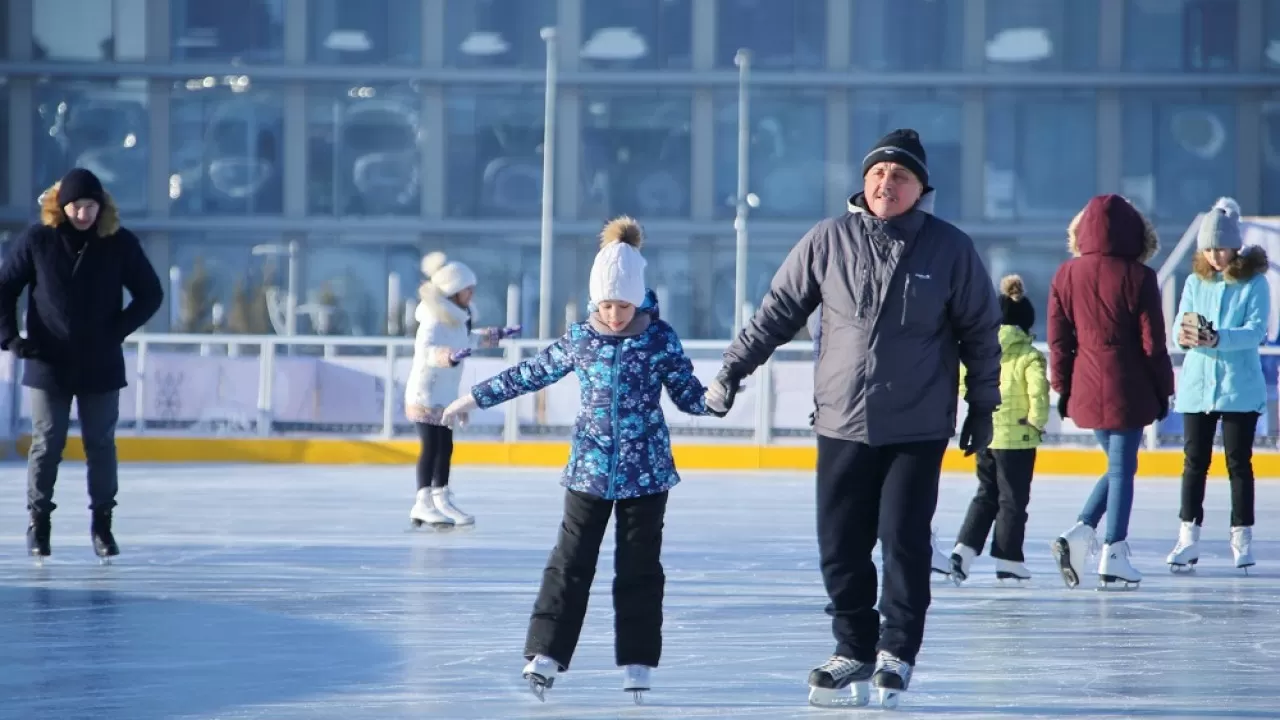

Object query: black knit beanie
[999,275,1035,332]
[861,128,929,189]
[56,168,106,206]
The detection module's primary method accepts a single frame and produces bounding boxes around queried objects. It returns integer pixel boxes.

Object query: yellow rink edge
[10,435,1280,477]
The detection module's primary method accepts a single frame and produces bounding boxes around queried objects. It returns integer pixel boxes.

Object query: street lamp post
[538,27,559,339]
[732,49,751,338]
[251,241,299,343]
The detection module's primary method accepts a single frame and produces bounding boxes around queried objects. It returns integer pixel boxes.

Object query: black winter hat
[999,275,1035,332]
[861,128,929,189]
[56,168,105,206]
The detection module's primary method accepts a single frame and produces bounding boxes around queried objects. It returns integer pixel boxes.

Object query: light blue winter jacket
[1173,246,1271,415]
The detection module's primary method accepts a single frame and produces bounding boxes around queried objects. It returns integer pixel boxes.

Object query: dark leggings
[416,423,454,490]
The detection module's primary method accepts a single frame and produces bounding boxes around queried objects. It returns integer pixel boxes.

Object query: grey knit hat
[1197,197,1242,250]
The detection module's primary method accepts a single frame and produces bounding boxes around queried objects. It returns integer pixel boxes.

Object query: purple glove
[498,325,523,339]
[449,348,473,365]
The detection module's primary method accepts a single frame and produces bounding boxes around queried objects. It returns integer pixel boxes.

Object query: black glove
[705,368,742,418]
[958,410,993,458]
[6,337,39,359]
[808,409,816,427]
[1157,396,1169,421]
[1057,393,1070,420]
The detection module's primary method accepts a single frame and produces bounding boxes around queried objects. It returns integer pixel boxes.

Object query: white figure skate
[432,487,475,526]
[410,488,456,530]
[807,655,872,708]
[949,543,976,586]
[1051,521,1097,589]
[1166,521,1200,572]
[1098,540,1141,590]
[622,664,651,704]
[1231,526,1254,573]
[523,654,558,701]
[995,558,1031,584]
[930,530,953,578]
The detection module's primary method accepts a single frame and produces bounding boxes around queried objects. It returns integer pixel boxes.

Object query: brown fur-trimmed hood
[1066,195,1158,263]
[38,181,122,237]
[1193,244,1269,282]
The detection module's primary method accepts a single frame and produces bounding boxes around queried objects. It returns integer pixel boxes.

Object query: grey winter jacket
[723,191,1002,446]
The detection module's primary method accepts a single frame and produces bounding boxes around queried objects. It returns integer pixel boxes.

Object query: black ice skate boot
[808,655,873,707]
[26,512,51,564]
[871,650,913,709]
[91,509,119,564]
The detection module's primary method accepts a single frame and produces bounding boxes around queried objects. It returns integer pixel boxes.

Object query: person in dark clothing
[0,168,164,562]
[704,129,1002,709]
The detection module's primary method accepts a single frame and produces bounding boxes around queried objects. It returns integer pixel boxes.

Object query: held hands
[440,394,479,427]
[705,368,744,418]
[958,409,993,457]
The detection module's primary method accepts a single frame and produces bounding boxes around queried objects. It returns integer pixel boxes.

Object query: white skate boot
[870,650,912,709]
[1231,526,1255,572]
[523,654,559,701]
[1098,540,1141,590]
[807,655,873,707]
[410,488,455,530]
[949,543,976,586]
[1165,521,1200,572]
[995,558,1031,584]
[1051,521,1097,589]
[622,664,651,704]
[432,487,475,526]
[930,530,952,577]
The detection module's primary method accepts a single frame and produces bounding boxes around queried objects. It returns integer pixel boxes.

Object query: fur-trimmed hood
[1193,244,1268,283]
[415,282,472,328]
[1067,194,1158,263]
[38,181,122,237]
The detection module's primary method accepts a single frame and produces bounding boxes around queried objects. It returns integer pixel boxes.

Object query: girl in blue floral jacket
[441,216,711,702]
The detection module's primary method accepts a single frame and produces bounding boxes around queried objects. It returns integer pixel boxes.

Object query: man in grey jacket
[706,129,1001,708]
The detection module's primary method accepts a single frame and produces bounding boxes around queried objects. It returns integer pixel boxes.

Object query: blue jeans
[1078,429,1143,544]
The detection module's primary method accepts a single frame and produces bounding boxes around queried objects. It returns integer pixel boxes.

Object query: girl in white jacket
[405,252,520,528]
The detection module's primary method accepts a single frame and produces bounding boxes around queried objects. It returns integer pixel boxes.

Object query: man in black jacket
[0,168,164,561]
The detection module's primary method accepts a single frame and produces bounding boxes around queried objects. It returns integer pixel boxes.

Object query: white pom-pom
[1211,197,1241,217]
[421,252,448,277]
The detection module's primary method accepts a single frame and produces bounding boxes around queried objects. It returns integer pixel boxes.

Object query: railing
[1,334,1277,452]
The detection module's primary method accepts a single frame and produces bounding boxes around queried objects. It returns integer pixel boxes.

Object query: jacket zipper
[900,274,911,326]
[606,339,625,500]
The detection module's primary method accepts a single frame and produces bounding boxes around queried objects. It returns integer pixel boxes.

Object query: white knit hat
[589,217,647,306]
[422,252,477,296]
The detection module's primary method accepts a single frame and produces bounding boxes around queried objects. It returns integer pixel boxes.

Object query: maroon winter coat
[1047,195,1175,431]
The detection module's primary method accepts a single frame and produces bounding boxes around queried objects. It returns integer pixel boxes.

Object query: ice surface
[0,463,1278,719]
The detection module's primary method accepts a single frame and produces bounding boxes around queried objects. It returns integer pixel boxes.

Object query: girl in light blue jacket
[1166,198,1270,574]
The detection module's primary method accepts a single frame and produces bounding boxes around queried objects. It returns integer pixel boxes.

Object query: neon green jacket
[962,326,1049,450]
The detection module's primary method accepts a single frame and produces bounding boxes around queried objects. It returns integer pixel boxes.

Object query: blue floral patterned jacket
[470,290,710,500]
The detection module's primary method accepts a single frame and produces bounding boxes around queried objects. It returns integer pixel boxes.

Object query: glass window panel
[1121,92,1236,223]
[32,0,147,61]
[1263,97,1280,215]
[0,85,8,206]
[308,0,421,66]
[714,90,826,220]
[170,80,284,216]
[444,0,556,69]
[307,83,424,217]
[851,90,963,220]
[716,0,825,70]
[580,90,691,219]
[1266,1,1280,71]
[171,0,285,63]
[852,0,964,71]
[1124,0,1237,72]
[33,79,151,214]
[710,238,793,338]
[641,240,694,338]
[985,91,1097,221]
[304,242,403,336]
[581,0,691,70]
[984,0,1098,72]
[419,237,543,333]
[981,240,1061,338]
[170,234,277,334]
[445,87,545,218]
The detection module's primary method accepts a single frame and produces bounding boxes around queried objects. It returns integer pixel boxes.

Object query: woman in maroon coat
[1046,194,1174,591]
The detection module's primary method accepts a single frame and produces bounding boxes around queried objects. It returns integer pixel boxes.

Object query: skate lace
[876,653,910,679]
[819,656,863,679]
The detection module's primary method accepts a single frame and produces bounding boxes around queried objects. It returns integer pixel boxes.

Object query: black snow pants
[956,448,1036,562]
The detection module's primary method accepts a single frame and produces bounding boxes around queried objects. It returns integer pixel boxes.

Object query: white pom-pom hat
[588,216,647,306]
[421,252,477,296]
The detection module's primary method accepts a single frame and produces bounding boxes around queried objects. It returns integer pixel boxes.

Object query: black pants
[816,435,948,665]
[415,423,453,490]
[525,488,667,671]
[1181,411,1258,527]
[956,449,1036,562]
[27,389,121,517]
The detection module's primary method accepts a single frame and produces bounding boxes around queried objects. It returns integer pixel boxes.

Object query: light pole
[251,240,299,339]
[732,48,751,338]
[538,26,559,339]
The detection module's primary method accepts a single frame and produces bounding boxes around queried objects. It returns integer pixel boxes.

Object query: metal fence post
[257,340,275,437]
[381,343,396,439]
[134,340,148,435]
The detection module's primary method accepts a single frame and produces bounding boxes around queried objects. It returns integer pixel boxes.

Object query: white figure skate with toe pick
[622,665,651,704]
[432,487,475,526]
[1232,526,1254,573]
[409,488,455,530]
[1098,540,1141,590]
[1165,521,1200,572]
[995,558,1031,584]
[523,654,558,701]
[1052,521,1096,589]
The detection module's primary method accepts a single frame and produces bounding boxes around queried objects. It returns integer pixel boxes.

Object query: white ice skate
[949,543,976,586]
[523,654,559,701]
[1051,521,1097,589]
[995,558,1031,584]
[1165,521,1200,572]
[1098,540,1141,590]
[930,530,952,578]
[622,664,651,704]
[410,488,456,530]
[1232,526,1255,573]
[871,650,912,709]
[432,487,475,526]
[807,655,872,708]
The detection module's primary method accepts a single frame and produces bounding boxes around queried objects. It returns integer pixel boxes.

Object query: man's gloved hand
[1057,393,1070,420]
[704,368,743,418]
[6,337,39,359]
[448,348,473,365]
[958,409,993,457]
[808,409,816,427]
[1157,396,1170,421]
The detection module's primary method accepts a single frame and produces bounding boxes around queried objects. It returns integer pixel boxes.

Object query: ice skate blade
[996,575,1031,586]
[524,673,553,702]
[808,683,869,708]
[1168,561,1197,573]
[408,519,456,532]
[1051,538,1079,589]
[98,556,113,566]
[629,689,645,704]
[877,687,902,709]
[1097,576,1140,591]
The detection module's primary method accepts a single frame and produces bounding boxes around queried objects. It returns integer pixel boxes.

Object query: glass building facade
[1,0,1277,340]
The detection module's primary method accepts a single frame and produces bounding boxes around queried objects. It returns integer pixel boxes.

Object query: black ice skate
[91,510,119,565]
[26,513,51,565]
[807,655,873,707]
[522,655,558,702]
[871,650,912,709]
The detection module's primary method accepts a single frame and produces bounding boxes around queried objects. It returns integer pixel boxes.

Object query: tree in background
[227,261,274,334]
[178,257,216,333]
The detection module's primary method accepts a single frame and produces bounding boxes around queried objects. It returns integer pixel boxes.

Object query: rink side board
[13,435,1280,477]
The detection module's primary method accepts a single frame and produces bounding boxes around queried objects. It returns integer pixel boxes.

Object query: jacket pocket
[900,272,943,329]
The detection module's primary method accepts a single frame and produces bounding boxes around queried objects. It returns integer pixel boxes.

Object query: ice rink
[0,462,1277,719]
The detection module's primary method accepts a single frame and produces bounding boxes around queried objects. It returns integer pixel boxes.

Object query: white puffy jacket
[404,287,498,420]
